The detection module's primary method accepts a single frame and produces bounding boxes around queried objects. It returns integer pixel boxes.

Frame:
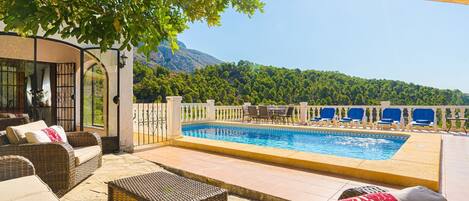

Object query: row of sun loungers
[311,107,435,129]
[244,105,437,130]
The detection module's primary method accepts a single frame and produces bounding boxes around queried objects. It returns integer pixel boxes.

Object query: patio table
[268,107,286,115]
[108,172,228,201]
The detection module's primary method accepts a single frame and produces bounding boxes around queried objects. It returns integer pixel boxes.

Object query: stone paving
[61,153,247,201]
[135,146,400,201]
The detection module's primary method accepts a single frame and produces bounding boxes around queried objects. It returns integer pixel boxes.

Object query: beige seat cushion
[6,120,48,144]
[74,145,101,166]
[0,113,16,118]
[0,175,59,201]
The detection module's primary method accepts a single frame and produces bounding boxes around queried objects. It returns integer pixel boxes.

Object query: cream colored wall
[37,39,80,63]
[0,36,80,63]
[0,36,34,60]
[119,48,134,151]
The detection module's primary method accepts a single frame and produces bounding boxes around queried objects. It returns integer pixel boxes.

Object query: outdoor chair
[377,108,402,130]
[276,106,294,124]
[247,106,259,122]
[311,107,336,126]
[0,120,102,196]
[339,108,365,128]
[0,155,59,200]
[242,105,251,122]
[257,106,272,123]
[409,108,435,130]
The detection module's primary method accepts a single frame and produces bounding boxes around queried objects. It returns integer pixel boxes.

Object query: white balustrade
[181,103,209,123]
[215,106,244,121]
[132,98,468,147]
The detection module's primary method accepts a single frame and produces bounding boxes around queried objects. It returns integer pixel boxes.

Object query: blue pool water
[182,124,408,160]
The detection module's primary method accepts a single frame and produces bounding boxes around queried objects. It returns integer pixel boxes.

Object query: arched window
[83,64,108,128]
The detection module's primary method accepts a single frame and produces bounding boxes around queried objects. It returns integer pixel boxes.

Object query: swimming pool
[182,124,408,160]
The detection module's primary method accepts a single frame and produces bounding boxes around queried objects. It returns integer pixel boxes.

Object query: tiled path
[441,135,469,201]
[134,146,400,201]
[61,153,247,201]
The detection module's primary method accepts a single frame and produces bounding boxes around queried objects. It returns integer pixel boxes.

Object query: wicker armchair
[0,131,102,196]
[0,155,60,200]
[0,155,35,181]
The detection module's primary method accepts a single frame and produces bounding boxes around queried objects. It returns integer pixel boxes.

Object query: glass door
[55,63,76,131]
[82,49,119,137]
[83,64,108,133]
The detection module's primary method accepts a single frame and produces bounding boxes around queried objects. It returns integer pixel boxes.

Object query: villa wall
[0,24,134,150]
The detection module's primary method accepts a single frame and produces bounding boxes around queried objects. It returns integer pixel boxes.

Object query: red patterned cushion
[340,192,398,201]
[41,127,63,142]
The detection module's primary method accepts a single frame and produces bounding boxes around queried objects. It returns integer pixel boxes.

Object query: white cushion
[25,130,52,143]
[73,145,101,165]
[6,121,48,144]
[49,125,68,143]
[0,175,58,201]
[390,186,446,201]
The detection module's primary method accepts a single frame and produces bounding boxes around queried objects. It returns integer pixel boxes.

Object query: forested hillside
[133,61,468,105]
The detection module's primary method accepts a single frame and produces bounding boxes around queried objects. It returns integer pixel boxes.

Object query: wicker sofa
[0,155,59,200]
[0,120,102,196]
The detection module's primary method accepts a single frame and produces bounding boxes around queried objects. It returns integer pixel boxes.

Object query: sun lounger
[339,108,365,128]
[377,108,402,129]
[311,107,336,126]
[410,108,435,129]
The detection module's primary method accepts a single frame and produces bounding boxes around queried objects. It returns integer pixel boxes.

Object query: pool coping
[173,121,441,191]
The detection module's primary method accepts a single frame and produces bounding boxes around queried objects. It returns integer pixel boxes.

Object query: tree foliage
[134,61,469,105]
[0,0,264,53]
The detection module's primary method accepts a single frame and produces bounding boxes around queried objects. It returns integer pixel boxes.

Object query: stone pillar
[167,96,182,138]
[206,99,216,121]
[300,102,308,124]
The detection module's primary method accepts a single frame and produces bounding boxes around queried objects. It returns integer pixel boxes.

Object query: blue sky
[179,0,469,93]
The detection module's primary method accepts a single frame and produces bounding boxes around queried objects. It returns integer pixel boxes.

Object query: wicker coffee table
[108,172,228,201]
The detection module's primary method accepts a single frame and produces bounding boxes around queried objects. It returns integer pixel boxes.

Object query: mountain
[133,61,469,105]
[134,41,222,72]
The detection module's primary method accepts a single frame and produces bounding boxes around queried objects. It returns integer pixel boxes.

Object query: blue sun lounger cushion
[311,107,335,121]
[378,108,402,125]
[411,109,434,127]
[340,108,364,122]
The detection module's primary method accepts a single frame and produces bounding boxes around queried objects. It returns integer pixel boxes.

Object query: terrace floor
[134,146,400,201]
[61,153,247,201]
[441,134,469,201]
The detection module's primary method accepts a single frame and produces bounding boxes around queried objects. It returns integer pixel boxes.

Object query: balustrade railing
[132,103,168,146]
[181,103,209,122]
[179,102,468,132]
[215,106,244,121]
